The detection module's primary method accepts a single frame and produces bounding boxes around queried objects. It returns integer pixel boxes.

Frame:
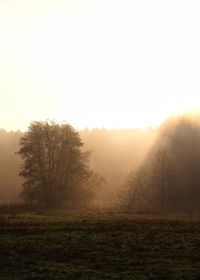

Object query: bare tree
[126,167,149,209]
[150,148,175,211]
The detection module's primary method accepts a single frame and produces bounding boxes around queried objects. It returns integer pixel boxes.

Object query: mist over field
[1,112,200,211]
[0,126,156,206]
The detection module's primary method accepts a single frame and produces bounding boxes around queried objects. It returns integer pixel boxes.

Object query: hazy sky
[1,0,200,130]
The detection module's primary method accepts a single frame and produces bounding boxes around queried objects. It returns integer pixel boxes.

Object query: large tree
[18,121,92,208]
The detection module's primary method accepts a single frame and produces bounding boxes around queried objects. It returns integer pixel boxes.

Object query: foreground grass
[0,212,200,279]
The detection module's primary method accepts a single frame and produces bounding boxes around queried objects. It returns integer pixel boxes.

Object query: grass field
[0,211,200,279]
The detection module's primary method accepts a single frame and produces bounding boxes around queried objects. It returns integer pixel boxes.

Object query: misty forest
[1,113,200,212]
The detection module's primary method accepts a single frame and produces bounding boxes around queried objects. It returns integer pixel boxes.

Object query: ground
[0,211,200,279]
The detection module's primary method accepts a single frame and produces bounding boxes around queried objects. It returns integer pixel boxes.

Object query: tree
[18,121,92,208]
[126,167,149,209]
[150,148,175,210]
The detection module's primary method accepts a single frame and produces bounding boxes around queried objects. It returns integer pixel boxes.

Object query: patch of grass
[0,212,200,279]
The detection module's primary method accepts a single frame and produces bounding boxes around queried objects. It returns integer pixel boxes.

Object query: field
[0,212,200,279]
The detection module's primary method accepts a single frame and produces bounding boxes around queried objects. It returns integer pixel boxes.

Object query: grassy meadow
[0,212,200,279]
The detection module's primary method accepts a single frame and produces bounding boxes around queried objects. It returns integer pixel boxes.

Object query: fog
[125,112,200,211]
[81,128,156,207]
[0,126,156,206]
[1,113,200,210]
[0,130,23,203]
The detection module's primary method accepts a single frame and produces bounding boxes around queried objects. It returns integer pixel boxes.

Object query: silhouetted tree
[126,167,149,209]
[150,148,175,210]
[18,121,92,208]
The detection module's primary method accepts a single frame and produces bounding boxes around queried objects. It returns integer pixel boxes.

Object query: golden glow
[0,1,200,130]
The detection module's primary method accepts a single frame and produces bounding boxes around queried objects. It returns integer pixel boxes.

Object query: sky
[0,0,200,131]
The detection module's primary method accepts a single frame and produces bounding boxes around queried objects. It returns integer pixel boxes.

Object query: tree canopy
[18,121,93,208]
